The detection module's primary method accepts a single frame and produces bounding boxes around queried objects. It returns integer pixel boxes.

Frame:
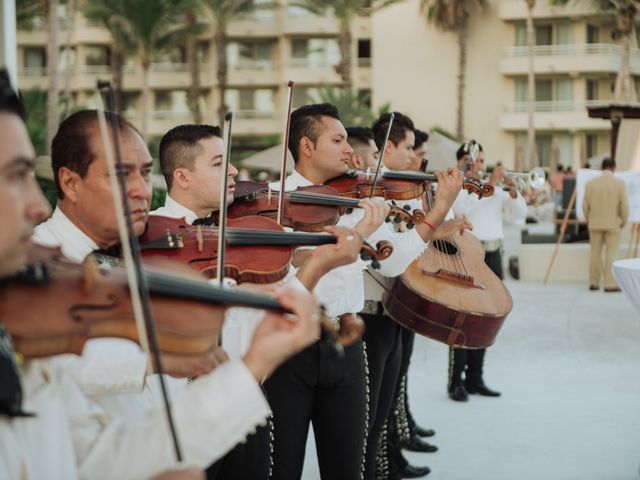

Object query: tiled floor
[301,280,640,480]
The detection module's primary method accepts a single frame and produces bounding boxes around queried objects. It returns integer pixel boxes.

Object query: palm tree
[17,0,61,154]
[291,0,403,88]
[200,0,274,125]
[524,0,538,170]
[316,86,389,126]
[81,0,201,141]
[420,0,485,141]
[552,0,638,101]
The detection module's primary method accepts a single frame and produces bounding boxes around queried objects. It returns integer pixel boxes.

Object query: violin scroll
[463,180,494,199]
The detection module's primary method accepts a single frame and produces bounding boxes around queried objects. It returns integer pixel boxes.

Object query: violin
[140,215,393,284]
[226,181,426,231]
[0,245,363,359]
[325,169,494,201]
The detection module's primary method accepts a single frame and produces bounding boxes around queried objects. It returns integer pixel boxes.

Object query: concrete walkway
[301,281,640,480]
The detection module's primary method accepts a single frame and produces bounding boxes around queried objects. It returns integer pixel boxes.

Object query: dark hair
[556,164,564,171]
[414,129,429,150]
[0,69,26,121]
[371,111,414,150]
[159,124,222,190]
[51,109,139,199]
[456,139,483,160]
[289,103,340,163]
[346,126,374,150]
[601,158,615,170]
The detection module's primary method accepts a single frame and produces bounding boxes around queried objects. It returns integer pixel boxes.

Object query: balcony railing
[83,65,111,74]
[504,43,640,58]
[151,111,192,120]
[235,109,275,119]
[150,63,189,72]
[231,59,275,71]
[505,100,640,112]
[289,58,337,68]
[358,58,371,68]
[22,67,46,76]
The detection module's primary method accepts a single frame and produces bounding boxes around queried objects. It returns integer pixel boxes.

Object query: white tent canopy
[240,129,461,174]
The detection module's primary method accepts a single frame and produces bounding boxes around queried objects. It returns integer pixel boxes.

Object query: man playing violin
[2,103,325,478]
[358,112,470,479]
[257,103,464,480]
[152,122,367,480]
[346,126,379,170]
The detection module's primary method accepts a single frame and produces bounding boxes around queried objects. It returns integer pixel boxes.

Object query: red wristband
[423,220,435,230]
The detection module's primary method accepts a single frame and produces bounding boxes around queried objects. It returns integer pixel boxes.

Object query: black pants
[382,327,417,475]
[264,338,367,480]
[361,312,403,480]
[206,422,271,480]
[450,248,503,389]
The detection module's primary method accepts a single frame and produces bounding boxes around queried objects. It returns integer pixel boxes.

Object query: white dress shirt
[452,187,526,241]
[19,206,272,477]
[0,355,270,480]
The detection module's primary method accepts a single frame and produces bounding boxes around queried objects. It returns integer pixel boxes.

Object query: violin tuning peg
[345,207,354,215]
[360,252,372,262]
[371,260,381,270]
[391,200,397,206]
[393,215,401,224]
[403,204,411,211]
[384,216,391,223]
[407,222,414,229]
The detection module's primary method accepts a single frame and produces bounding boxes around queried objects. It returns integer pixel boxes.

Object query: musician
[409,129,429,172]
[448,142,526,402]
[152,123,366,480]
[346,126,379,170]
[363,112,466,480]
[380,126,439,480]
[265,106,461,479]
[8,106,323,478]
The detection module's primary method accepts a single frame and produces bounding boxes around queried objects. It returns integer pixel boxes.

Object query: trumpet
[503,167,546,190]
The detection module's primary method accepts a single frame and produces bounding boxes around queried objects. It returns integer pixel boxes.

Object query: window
[535,80,553,102]
[290,38,340,68]
[85,45,110,66]
[585,134,598,159]
[293,86,321,108]
[534,133,572,167]
[225,89,275,117]
[535,25,553,46]
[154,90,189,112]
[515,23,527,47]
[514,78,573,110]
[24,47,46,70]
[227,40,274,69]
[154,47,186,64]
[586,79,598,101]
[121,93,139,113]
[586,25,599,44]
[358,39,371,59]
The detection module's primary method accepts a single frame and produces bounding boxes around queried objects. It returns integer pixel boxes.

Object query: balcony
[501,43,640,76]
[499,0,604,20]
[499,100,632,131]
[228,60,280,85]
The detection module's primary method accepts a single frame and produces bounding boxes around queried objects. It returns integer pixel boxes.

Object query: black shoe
[589,285,599,291]
[604,287,622,292]
[413,425,436,438]
[465,382,501,397]
[400,434,438,453]
[399,464,431,478]
[448,385,468,402]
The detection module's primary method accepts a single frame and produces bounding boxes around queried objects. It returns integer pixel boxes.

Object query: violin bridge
[267,187,273,206]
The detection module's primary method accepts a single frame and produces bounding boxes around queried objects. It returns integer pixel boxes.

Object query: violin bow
[276,80,295,226]
[369,112,395,199]
[215,111,233,287]
[94,82,183,462]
